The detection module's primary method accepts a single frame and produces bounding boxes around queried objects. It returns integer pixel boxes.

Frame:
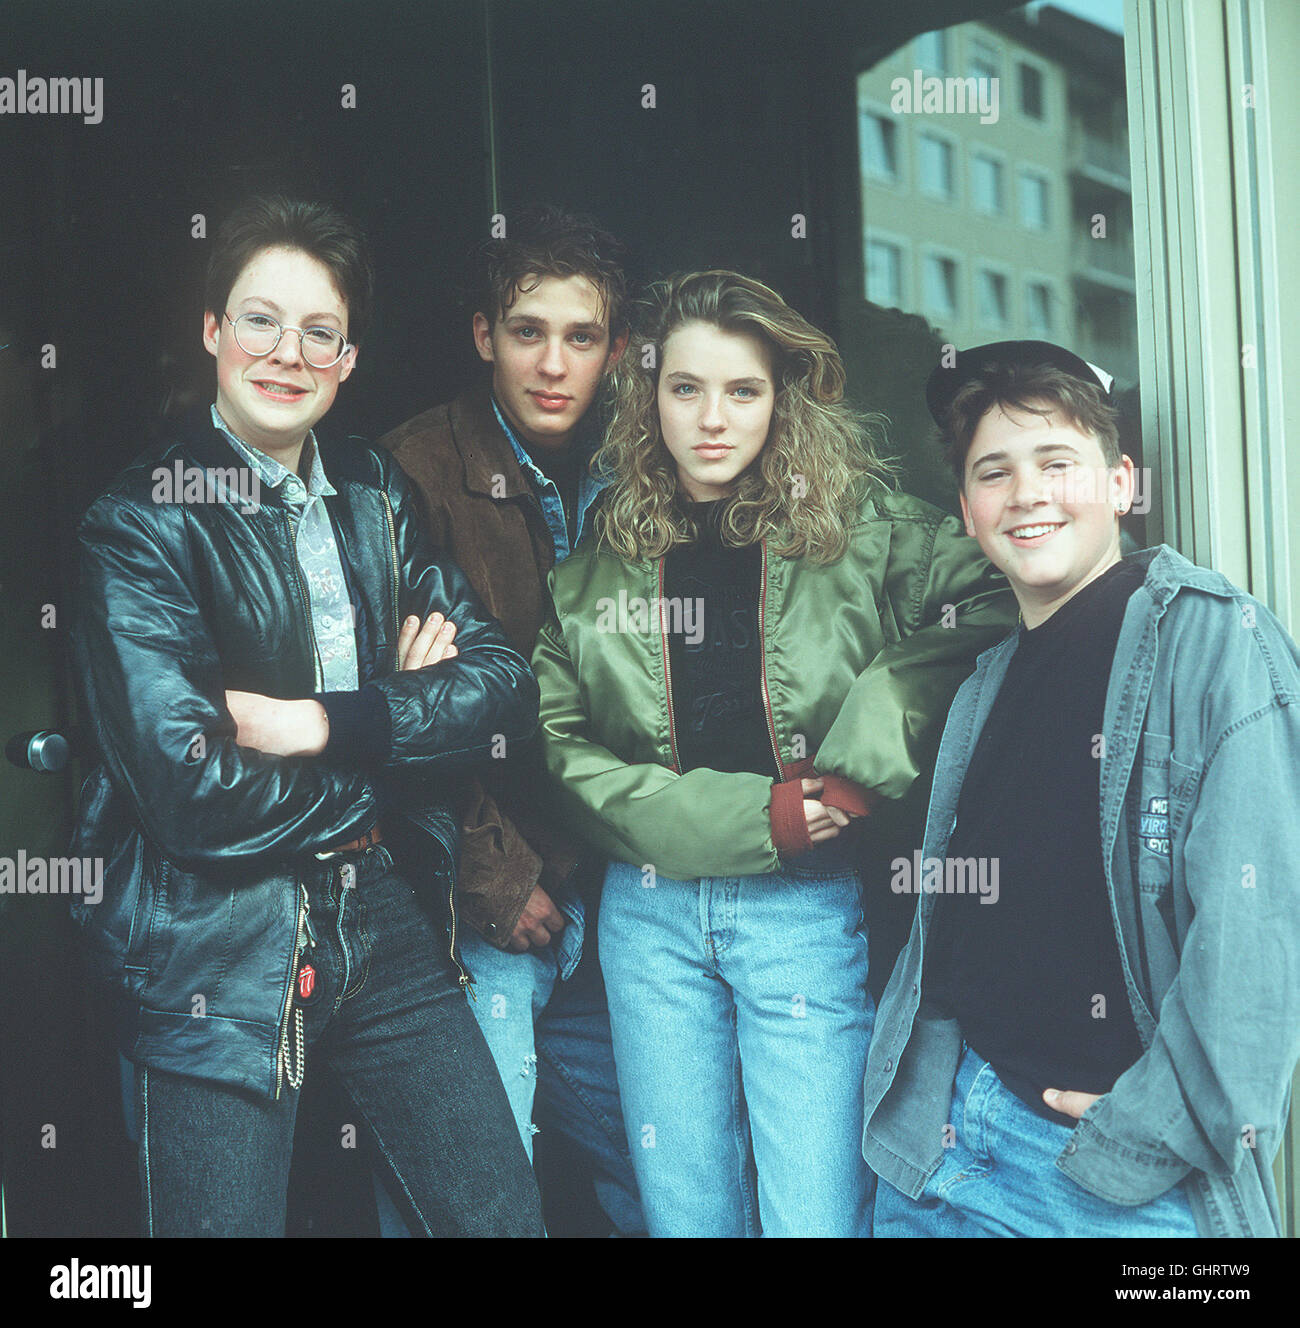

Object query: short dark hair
[204,195,375,345]
[942,363,1121,487]
[474,205,628,337]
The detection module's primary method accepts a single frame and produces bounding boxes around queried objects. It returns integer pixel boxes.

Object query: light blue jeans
[872,1043,1201,1237]
[376,894,645,1237]
[460,928,558,1164]
[598,842,875,1237]
[459,906,645,1236]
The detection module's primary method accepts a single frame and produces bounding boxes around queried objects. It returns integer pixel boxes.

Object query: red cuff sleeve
[813,772,876,819]
[770,777,814,858]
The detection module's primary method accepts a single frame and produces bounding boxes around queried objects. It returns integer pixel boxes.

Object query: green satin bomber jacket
[531,488,1017,880]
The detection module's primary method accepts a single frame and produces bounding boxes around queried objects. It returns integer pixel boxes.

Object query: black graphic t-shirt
[663,500,778,778]
[925,557,1148,1119]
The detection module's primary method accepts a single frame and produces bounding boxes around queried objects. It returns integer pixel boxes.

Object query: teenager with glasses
[70,195,543,1237]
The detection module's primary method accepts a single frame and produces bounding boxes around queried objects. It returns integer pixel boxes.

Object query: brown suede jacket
[379,384,583,946]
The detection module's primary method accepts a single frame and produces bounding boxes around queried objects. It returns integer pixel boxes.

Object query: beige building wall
[856,24,1081,362]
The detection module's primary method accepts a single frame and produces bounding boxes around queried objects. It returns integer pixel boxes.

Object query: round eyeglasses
[224,312,352,369]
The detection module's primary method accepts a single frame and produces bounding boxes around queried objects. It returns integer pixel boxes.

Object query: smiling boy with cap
[861,340,1300,1237]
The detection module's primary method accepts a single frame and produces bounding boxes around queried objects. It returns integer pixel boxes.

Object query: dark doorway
[1,0,1022,1236]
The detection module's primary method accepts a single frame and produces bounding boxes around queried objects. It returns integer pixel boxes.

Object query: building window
[977,269,1009,327]
[919,132,955,200]
[971,152,1004,215]
[915,30,948,73]
[923,253,960,319]
[866,238,904,306]
[968,37,999,83]
[1025,280,1053,336]
[1019,169,1050,229]
[1019,61,1045,120]
[860,110,899,182]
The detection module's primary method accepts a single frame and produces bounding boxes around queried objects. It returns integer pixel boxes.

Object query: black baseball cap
[924,340,1115,427]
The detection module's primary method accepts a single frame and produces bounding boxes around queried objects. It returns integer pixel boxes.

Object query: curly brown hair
[593,270,896,564]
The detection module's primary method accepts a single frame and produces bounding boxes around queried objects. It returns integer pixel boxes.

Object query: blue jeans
[599,842,875,1237]
[872,1043,1200,1237]
[136,845,543,1237]
[458,899,646,1236]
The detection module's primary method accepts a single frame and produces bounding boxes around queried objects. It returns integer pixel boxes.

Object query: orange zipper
[656,557,682,774]
[757,540,787,780]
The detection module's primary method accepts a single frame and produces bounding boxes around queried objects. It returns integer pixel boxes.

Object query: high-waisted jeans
[598,840,875,1237]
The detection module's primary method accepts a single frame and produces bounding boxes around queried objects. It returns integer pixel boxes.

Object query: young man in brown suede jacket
[379,207,643,1234]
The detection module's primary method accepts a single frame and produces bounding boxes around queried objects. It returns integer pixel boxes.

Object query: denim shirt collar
[489,395,608,556]
[210,404,337,501]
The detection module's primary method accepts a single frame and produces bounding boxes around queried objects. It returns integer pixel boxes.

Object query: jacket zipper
[656,557,682,774]
[275,882,315,1098]
[380,491,401,662]
[283,512,325,691]
[419,818,475,999]
[380,492,473,996]
[448,878,475,1000]
[757,539,787,780]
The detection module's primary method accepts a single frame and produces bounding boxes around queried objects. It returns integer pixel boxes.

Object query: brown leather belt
[319,821,383,856]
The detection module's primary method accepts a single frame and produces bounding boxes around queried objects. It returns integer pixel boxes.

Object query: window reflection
[858,4,1136,382]
[854,2,1140,529]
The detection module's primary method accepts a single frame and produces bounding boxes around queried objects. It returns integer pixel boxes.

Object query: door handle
[6,730,71,773]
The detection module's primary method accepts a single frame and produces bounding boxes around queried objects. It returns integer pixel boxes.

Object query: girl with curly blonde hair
[532,269,1012,1236]
[594,270,897,563]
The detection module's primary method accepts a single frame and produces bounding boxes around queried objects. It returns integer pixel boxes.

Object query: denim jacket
[861,545,1300,1237]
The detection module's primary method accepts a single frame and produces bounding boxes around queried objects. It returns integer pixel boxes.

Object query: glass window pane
[860,111,898,181]
[972,153,1004,214]
[866,239,903,306]
[969,38,999,83]
[1020,61,1044,119]
[1026,280,1053,336]
[1019,171,1049,229]
[852,3,1141,530]
[978,269,1009,327]
[924,254,959,317]
[915,30,947,73]
[919,133,954,199]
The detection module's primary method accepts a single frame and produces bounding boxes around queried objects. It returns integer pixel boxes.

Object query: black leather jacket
[70,410,539,1099]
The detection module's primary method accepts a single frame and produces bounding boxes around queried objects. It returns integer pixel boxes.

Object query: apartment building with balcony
[856,6,1137,387]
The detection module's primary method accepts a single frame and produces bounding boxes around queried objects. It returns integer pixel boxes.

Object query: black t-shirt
[662,501,778,778]
[925,557,1148,1119]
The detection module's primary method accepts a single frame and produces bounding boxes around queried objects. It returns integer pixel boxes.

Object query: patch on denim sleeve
[1140,796,1170,854]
